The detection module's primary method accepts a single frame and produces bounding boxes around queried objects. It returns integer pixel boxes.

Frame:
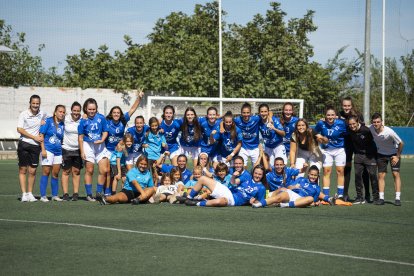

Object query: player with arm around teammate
[280,103,299,160]
[252,165,334,208]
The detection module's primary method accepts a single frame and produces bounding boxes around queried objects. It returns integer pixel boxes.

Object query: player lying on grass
[96,155,154,205]
[177,165,266,207]
[252,165,334,208]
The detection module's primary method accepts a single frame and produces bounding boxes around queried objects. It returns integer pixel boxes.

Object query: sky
[1,0,413,72]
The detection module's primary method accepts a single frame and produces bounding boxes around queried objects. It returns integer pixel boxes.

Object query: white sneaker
[21,193,28,202]
[86,195,96,202]
[40,196,49,202]
[52,196,63,202]
[26,193,38,202]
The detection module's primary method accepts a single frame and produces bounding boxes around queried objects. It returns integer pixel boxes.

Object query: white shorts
[41,151,62,166]
[238,147,260,166]
[265,143,287,165]
[286,189,301,202]
[168,148,181,160]
[321,147,346,167]
[126,151,143,165]
[83,141,110,164]
[295,149,322,177]
[210,181,235,206]
[179,146,201,159]
[213,155,234,167]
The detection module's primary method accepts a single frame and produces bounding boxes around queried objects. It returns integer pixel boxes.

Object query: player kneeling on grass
[252,165,334,208]
[178,165,266,207]
[96,155,154,205]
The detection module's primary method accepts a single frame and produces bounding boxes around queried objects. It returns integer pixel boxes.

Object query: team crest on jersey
[57,128,62,134]
[97,118,101,123]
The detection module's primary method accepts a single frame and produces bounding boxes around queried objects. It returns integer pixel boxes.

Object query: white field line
[1,218,413,267]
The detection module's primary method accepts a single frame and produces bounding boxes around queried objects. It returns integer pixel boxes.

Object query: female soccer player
[157,154,193,185]
[213,111,242,166]
[179,107,202,165]
[252,165,334,208]
[61,102,82,201]
[347,116,379,204]
[182,165,266,207]
[17,95,47,202]
[290,118,323,177]
[280,103,299,159]
[233,103,261,167]
[159,105,183,166]
[125,116,149,170]
[199,107,221,159]
[39,105,66,202]
[315,107,347,199]
[266,157,301,196]
[78,98,110,201]
[258,104,286,165]
[370,113,404,206]
[96,155,154,204]
[195,152,214,178]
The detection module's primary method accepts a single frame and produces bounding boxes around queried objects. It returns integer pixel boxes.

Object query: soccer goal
[146,96,304,119]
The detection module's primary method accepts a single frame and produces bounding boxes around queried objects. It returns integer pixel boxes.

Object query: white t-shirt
[62,115,81,151]
[17,109,47,146]
[369,125,402,156]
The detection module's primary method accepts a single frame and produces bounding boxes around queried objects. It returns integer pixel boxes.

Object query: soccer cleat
[40,196,49,203]
[252,202,263,208]
[175,196,188,204]
[21,193,28,202]
[394,199,401,206]
[52,196,63,202]
[184,199,198,206]
[62,193,70,201]
[352,197,366,205]
[373,199,384,205]
[72,193,79,201]
[131,198,140,205]
[86,195,96,202]
[320,200,330,205]
[26,193,38,202]
[328,197,336,206]
[96,193,107,205]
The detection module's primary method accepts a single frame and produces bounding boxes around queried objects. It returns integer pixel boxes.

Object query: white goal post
[146,96,304,120]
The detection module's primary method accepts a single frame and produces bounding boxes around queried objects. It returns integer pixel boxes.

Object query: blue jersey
[282,116,299,152]
[218,127,243,157]
[40,117,64,156]
[232,180,266,206]
[105,112,131,152]
[126,125,149,154]
[290,177,321,202]
[123,168,153,192]
[315,119,347,149]
[143,131,166,160]
[160,119,182,153]
[259,116,284,148]
[229,169,252,185]
[161,164,192,184]
[234,115,261,150]
[213,174,233,188]
[78,113,108,142]
[266,167,299,192]
[109,150,126,166]
[200,117,221,155]
[179,118,201,147]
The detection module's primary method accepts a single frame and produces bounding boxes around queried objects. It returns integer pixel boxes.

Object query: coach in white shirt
[61,101,83,201]
[370,113,404,206]
[17,95,47,202]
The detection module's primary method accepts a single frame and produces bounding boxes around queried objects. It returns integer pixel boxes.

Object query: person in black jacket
[347,116,380,204]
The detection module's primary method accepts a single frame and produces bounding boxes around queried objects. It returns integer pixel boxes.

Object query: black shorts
[120,188,140,202]
[17,140,40,167]
[377,154,401,173]
[62,149,83,170]
[110,165,127,178]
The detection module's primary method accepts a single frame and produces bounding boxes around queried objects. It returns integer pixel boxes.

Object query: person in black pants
[339,97,370,202]
[347,116,380,204]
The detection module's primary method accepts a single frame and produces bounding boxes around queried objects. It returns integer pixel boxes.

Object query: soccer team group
[16,92,404,208]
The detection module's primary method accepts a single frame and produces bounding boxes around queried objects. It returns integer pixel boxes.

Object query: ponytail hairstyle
[82,98,98,114]
[162,105,175,120]
[223,111,237,141]
[53,104,66,129]
[308,165,320,184]
[280,102,294,127]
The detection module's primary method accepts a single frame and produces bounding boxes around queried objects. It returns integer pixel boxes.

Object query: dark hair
[258,103,269,112]
[135,115,145,124]
[293,118,316,152]
[170,167,182,182]
[234,155,244,163]
[308,165,320,183]
[106,106,127,126]
[177,154,188,163]
[371,112,382,121]
[341,96,353,105]
[241,102,251,112]
[83,98,98,114]
[251,165,267,188]
[347,115,360,124]
[325,106,336,115]
[196,152,211,171]
[273,157,286,186]
[135,155,149,168]
[160,173,172,186]
[146,117,159,137]
[29,94,41,103]
[181,107,201,142]
[53,105,66,128]
[71,101,81,110]
[223,111,237,141]
[214,162,229,176]
[207,106,218,115]
[280,102,294,126]
[162,105,175,120]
